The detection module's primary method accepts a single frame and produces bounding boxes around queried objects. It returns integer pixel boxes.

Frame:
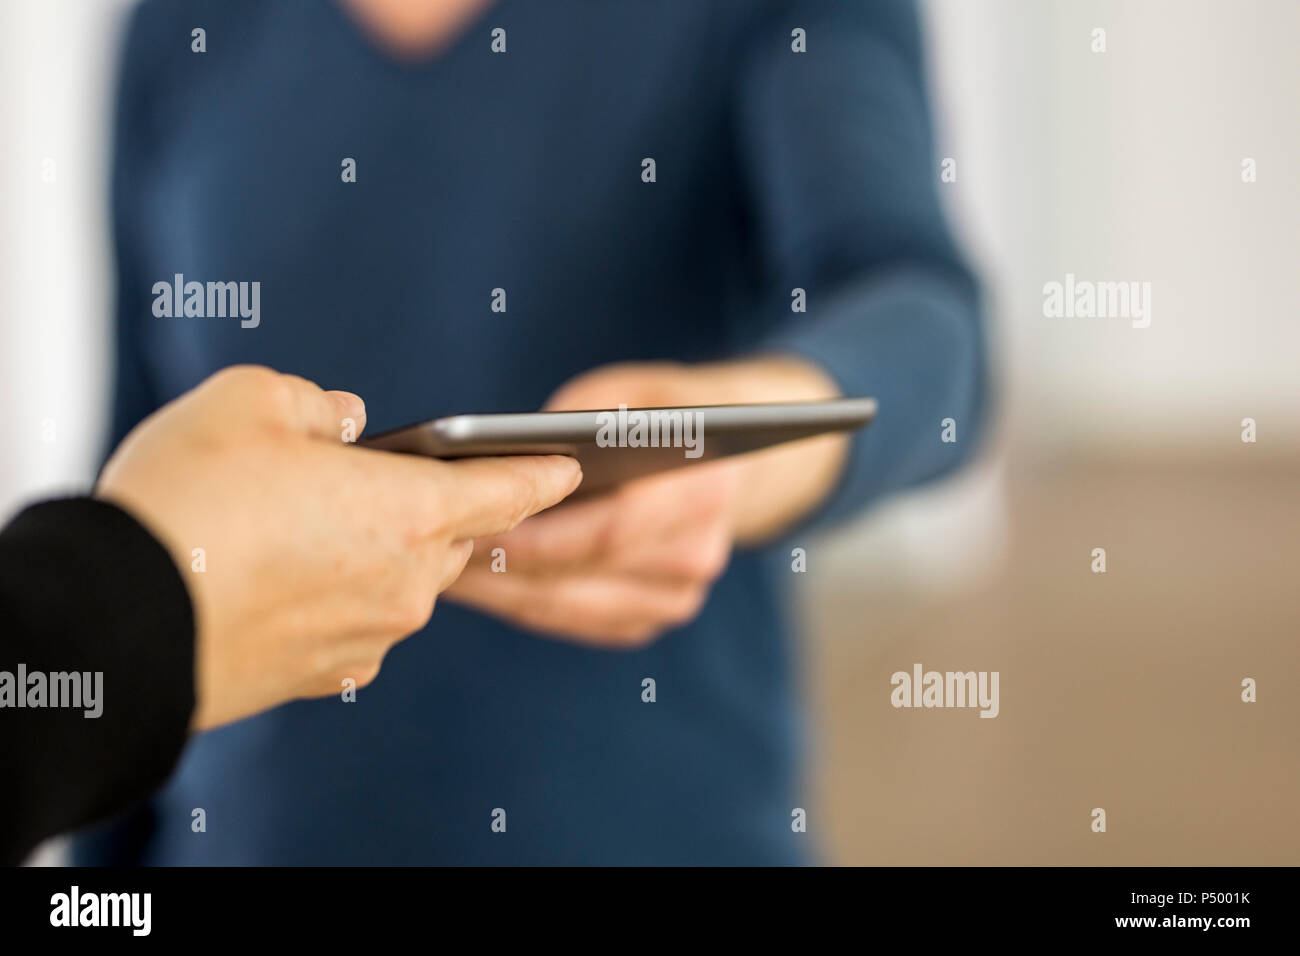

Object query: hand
[447,458,740,648]
[95,365,582,728]
[444,357,847,648]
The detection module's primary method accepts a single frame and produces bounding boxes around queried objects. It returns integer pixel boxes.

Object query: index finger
[434,455,583,539]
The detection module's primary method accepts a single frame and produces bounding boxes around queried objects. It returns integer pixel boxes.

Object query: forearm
[0,498,195,865]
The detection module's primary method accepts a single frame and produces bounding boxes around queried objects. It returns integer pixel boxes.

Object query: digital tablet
[360,398,876,494]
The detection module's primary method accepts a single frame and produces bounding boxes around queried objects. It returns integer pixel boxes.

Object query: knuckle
[695,530,733,580]
[678,584,711,621]
[500,503,531,534]
[343,661,382,689]
[310,661,381,698]
[657,585,708,628]
[412,488,449,541]
[389,582,437,634]
[408,589,439,632]
[301,640,344,686]
[262,376,300,416]
[614,622,663,648]
[212,364,277,396]
[666,539,730,583]
[588,511,620,560]
[416,542,448,584]
[505,470,550,529]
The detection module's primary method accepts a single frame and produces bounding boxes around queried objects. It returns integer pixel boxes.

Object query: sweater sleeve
[731,0,989,531]
[0,498,194,865]
[107,0,169,458]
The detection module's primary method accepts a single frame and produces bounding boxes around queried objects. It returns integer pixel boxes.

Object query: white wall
[798,0,1299,592]
[0,0,133,513]
[926,0,1300,454]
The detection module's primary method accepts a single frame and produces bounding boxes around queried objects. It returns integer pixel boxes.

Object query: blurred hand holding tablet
[361,398,876,495]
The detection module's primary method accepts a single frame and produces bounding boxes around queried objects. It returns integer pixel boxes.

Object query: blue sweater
[77,0,986,865]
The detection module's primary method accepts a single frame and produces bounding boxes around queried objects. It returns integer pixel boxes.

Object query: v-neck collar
[323,0,511,78]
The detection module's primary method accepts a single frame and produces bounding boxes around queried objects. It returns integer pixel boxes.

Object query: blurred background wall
[2,0,1296,865]
[805,0,1299,864]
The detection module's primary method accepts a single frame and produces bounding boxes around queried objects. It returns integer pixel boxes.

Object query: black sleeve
[0,497,195,865]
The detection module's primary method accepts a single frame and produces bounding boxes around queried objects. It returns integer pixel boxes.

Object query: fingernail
[330,390,366,421]
[564,458,584,493]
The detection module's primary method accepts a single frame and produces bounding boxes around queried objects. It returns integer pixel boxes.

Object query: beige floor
[803,455,1300,865]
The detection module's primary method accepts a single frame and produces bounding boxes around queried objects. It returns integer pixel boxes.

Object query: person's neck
[338,0,496,58]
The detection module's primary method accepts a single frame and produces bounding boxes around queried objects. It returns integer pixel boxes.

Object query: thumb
[271,373,365,442]
[325,390,367,441]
